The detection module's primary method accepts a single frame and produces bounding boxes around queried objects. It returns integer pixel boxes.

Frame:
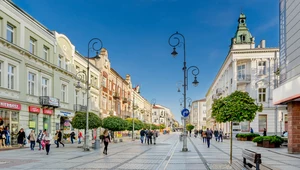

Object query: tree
[143,123,150,129]
[211,90,262,164]
[159,124,166,130]
[102,116,127,131]
[186,124,195,131]
[125,118,144,130]
[71,112,102,129]
[151,124,159,130]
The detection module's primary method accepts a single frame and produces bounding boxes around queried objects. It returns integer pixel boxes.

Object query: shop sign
[0,100,21,110]
[28,106,40,113]
[49,97,59,107]
[43,109,53,115]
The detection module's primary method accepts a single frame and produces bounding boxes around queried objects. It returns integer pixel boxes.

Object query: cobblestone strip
[108,148,152,170]
[188,137,210,170]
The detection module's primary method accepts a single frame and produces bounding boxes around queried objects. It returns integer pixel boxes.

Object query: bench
[242,149,262,170]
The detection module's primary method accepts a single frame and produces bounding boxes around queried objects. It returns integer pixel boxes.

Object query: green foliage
[270,135,284,144]
[252,136,264,143]
[237,133,260,138]
[143,123,150,129]
[186,124,195,131]
[212,91,263,123]
[71,112,102,129]
[151,124,159,130]
[125,118,144,130]
[159,124,166,130]
[102,116,127,131]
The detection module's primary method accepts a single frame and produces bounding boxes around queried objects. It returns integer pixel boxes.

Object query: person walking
[4,126,10,146]
[102,129,110,155]
[70,131,75,144]
[153,130,158,145]
[206,128,213,148]
[43,130,52,155]
[140,129,146,144]
[29,130,36,150]
[250,127,254,133]
[0,126,6,148]
[202,130,207,143]
[147,129,153,145]
[78,131,83,144]
[218,128,223,142]
[37,130,44,150]
[199,129,203,139]
[17,128,26,148]
[56,129,64,148]
[213,129,219,141]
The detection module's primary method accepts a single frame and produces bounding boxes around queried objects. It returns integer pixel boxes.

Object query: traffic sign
[181,108,190,117]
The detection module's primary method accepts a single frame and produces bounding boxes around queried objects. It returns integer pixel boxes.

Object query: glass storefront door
[43,115,51,131]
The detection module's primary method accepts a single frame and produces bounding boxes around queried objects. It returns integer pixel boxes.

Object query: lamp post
[169,31,199,152]
[75,38,103,151]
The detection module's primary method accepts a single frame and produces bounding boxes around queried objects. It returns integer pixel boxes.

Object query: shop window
[259,115,267,132]
[43,115,51,131]
[28,72,35,95]
[7,64,15,89]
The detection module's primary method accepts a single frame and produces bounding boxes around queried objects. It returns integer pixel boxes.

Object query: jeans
[218,135,223,142]
[30,141,35,150]
[39,142,42,149]
[71,137,74,144]
[207,138,211,148]
[78,137,81,144]
[6,136,10,145]
[215,136,218,141]
[140,136,144,143]
[203,137,206,143]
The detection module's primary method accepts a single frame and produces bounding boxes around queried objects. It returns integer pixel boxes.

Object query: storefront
[0,100,21,145]
[28,106,40,133]
[57,110,74,140]
[43,109,53,132]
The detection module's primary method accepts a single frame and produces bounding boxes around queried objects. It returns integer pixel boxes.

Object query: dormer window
[241,35,246,43]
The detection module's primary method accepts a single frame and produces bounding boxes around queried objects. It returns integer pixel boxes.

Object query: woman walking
[102,129,110,155]
[29,130,36,150]
[43,130,52,155]
[17,128,26,147]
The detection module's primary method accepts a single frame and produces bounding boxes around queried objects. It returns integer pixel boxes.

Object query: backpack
[27,134,30,140]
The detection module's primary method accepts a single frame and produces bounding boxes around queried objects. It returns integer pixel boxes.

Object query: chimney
[260,40,266,48]
[257,45,261,48]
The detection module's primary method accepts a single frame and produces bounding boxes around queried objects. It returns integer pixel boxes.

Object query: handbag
[41,140,45,147]
[2,134,6,139]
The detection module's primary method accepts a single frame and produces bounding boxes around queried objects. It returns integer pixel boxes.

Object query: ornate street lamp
[169,31,200,152]
[75,38,103,151]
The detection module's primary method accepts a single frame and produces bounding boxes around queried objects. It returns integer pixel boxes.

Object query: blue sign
[181,108,190,117]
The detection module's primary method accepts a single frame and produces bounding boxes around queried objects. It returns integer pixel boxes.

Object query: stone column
[287,102,300,153]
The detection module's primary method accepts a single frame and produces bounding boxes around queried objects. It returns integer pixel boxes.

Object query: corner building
[206,13,287,135]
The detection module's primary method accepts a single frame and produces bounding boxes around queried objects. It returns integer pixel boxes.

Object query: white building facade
[189,99,206,130]
[206,13,287,134]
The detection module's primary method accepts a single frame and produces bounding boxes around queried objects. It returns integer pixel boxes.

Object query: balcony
[237,74,251,84]
[39,96,60,108]
[216,88,223,96]
[122,98,128,104]
[113,92,120,100]
[73,104,87,112]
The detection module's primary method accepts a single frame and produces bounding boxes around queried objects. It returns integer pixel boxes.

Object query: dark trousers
[46,144,50,154]
[56,140,64,147]
[103,141,108,154]
[71,137,74,144]
[207,138,211,148]
[147,136,152,145]
[30,141,35,150]
[218,135,223,142]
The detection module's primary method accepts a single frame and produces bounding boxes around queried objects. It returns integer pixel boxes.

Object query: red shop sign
[43,109,53,115]
[28,106,40,113]
[0,100,21,110]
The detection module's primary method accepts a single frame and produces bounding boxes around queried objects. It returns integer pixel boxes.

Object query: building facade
[273,0,300,153]
[189,99,206,130]
[206,13,287,135]
[152,104,175,130]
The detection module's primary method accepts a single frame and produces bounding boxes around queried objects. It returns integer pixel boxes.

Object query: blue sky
[14,0,279,122]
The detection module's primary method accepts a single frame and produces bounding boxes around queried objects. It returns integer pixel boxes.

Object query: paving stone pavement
[0,132,299,170]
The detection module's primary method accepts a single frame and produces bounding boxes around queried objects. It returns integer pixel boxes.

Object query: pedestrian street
[0,132,299,170]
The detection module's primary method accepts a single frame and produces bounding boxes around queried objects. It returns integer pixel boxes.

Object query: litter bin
[93,139,100,150]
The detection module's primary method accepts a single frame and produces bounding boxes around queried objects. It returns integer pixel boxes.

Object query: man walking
[140,129,146,144]
[206,128,212,148]
[213,129,219,141]
[56,129,65,148]
[218,128,223,142]
[147,130,153,145]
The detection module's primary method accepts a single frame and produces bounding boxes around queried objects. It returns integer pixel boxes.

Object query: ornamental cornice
[231,48,279,54]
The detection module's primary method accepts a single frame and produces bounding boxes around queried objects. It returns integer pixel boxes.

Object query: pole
[230,121,233,164]
[132,93,135,141]
[182,35,188,152]
[84,50,90,151]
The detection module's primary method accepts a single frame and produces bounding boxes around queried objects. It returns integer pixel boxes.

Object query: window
[241,35,246,42]
[42,77,48,96]
[82,92,85,105]
[43,46,49,61]
[29,37,36,54]
[237,65,245,80]
[28,72,35,95]
[240,121,250,132]
[7,64,15,89]
[258,61,266,75]
[75,90,79,105]
[65,59,69,71]
[91,75,94,85]
[6,24,14,43]
[203,117,206,121]
[58,55,63,68]
[258,88,266,102]
[259,115,267,132]
[102,96,107,110]
[61,84,67,102]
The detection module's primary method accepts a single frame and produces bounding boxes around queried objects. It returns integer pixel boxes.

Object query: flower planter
[247,137,254,141]
[257,142,263,147]
[237,137,241,141]
[263,140,275,148]
[241,137,247,141]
